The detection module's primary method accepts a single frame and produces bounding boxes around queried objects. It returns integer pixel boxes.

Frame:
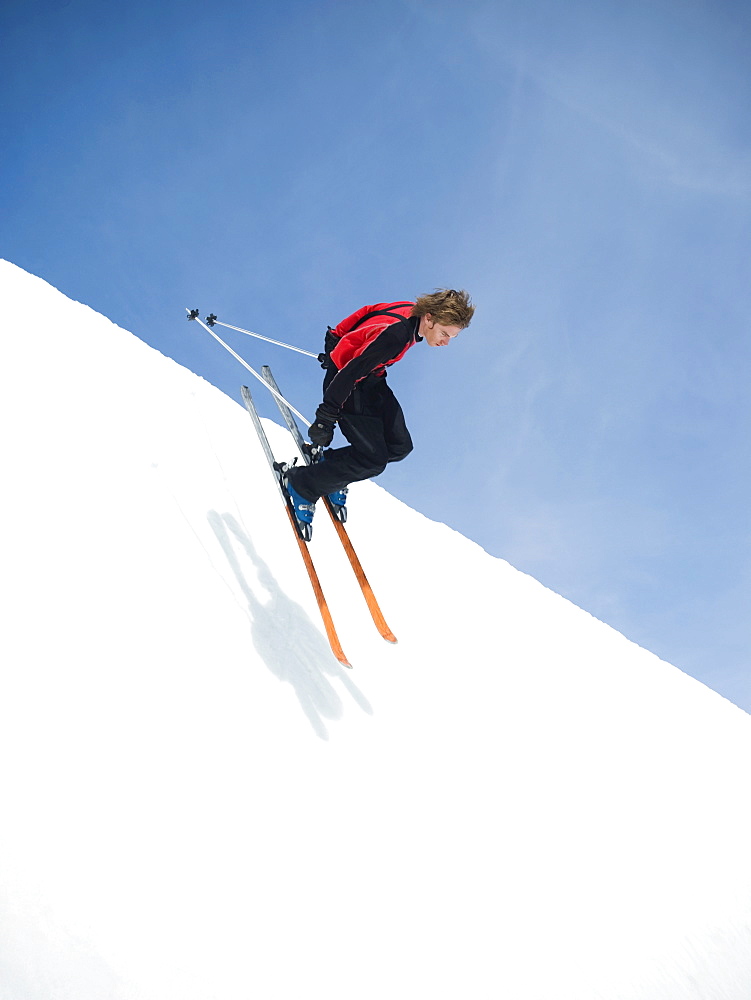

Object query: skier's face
[420,314,462,347]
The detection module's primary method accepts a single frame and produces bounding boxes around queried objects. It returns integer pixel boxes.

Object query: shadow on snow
[208,510,372,739]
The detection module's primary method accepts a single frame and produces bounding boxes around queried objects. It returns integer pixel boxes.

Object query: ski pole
[186,309,312,427]
[204,314,319,359]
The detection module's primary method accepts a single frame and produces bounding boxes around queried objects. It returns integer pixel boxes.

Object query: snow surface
[1,259,751,1000]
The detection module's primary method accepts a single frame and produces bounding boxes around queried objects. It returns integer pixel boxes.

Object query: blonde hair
[412,288,475,328]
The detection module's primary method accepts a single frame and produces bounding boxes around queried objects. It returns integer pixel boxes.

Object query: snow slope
[1,259,750,1000]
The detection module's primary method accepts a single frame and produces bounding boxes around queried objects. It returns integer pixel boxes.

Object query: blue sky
[2,0,749,711]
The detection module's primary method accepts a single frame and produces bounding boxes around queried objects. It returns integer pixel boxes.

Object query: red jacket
[323,302,421,409]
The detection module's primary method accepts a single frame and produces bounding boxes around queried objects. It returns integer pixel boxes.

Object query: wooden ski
[241,384,351,668]
[260,366,397,645]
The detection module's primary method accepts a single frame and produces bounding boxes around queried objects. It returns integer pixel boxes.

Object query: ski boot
[327,486,348,523]
[302,444,348,523]
[275,461,316,541]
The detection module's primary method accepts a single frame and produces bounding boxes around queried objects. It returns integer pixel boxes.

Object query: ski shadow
[207,511,372,739]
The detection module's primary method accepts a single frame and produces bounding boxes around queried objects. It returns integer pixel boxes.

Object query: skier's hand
[308,403,338,447]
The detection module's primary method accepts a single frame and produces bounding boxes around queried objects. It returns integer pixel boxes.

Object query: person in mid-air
[279,288,475,539]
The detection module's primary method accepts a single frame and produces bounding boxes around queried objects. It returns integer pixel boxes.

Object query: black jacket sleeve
[322,321,414,410]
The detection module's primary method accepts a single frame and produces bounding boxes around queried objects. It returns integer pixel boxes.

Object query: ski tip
[382,632,398,644]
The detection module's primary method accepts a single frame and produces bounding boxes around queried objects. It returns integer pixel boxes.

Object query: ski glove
[308,403,338,447]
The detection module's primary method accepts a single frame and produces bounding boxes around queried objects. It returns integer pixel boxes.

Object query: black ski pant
[289,375,413,501]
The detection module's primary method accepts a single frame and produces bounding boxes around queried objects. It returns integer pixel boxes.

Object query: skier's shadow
[208,511,372,739]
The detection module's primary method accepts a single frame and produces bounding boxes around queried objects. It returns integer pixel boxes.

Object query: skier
[280,288,475,535]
